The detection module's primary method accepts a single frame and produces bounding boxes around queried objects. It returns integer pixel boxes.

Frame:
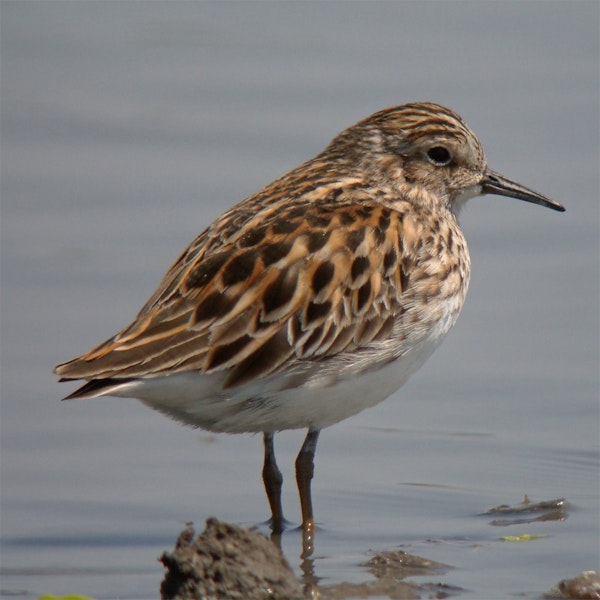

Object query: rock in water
[160,519,304,600]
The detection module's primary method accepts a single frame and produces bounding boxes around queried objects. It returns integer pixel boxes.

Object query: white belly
[108,321,450,433]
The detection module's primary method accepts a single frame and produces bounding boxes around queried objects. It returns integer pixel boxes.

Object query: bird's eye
[426,146,452,166]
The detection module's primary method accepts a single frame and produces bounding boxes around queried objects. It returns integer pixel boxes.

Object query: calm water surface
[2,3,598,599]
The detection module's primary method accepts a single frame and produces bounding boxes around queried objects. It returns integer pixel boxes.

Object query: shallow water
[2,2,598,599]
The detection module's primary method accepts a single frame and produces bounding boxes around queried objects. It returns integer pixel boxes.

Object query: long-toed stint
[55,102,564,549]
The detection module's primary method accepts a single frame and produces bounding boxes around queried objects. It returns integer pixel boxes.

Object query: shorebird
[55,102,564,546]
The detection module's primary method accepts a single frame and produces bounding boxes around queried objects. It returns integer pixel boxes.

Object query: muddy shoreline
[159,509,598,599]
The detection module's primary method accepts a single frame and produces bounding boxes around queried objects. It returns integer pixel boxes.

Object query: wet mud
[159,496,594,599]
[160,519,460,600]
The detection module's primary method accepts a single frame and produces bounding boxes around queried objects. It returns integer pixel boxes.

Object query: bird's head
[326,102,565,215]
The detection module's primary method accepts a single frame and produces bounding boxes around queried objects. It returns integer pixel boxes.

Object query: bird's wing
[55,193,430,390]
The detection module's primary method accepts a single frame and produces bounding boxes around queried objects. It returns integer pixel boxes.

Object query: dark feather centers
[351,256,371,282]
[224,329,293,388]
[383,247,397,275]
[346,228,366,252]
[186,252,229,288]
[305,230,331,253]
[271,219,303,235]
[207,334,253,371]
[356,280,372,313]
[196,202,402,378]
[238,227,267,248]
[262,241,294,267]
[305,300,332,326]
[263,269,298,317]
[221,251,257,287]
[399,259,411,292]
[174,204,412,382]
[312,262,335,296]
[378,210,391,230]
[194,292,236,325]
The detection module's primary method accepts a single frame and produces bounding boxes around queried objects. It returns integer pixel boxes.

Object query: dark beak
[482,169,565,212]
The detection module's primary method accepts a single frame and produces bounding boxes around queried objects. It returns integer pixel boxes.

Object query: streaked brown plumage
[54,102,564,547]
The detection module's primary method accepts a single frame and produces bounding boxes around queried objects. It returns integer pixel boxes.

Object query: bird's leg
[295,429,320,556]
[262,432,285,533]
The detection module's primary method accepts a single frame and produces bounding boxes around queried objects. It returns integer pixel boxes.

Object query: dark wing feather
[54,190,428,389]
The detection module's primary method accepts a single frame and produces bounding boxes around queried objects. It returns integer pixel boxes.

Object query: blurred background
[2,2,598,598]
